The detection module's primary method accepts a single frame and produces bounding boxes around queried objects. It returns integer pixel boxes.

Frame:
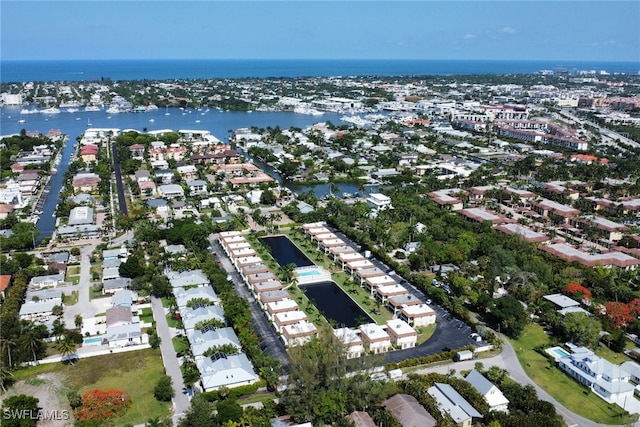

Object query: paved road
[110,140,128,216]
[415,333,624,427]
[63,244,99,326]
[151,296,190,425]
[209,235,290,371]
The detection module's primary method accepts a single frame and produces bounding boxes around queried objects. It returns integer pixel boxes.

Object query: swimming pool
[298,269,321,277]
[83,336,104,345]
[546,346,570,360]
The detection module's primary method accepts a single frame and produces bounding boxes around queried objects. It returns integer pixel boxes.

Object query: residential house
[29,273,65,289]
[385,319,418,349]
[180,304,226,331]
[333,327,364,359]
[465,369,509,412]
[187,326,242,357]
[557,346,635,404]
[196,353,259,391]
[359,323,391,354]
[0,274,11,298]
[382,394,437,427]
[399,304,437,327]
[428,382,483,427]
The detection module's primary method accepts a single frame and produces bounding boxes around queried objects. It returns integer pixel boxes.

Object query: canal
[262,235,373,327]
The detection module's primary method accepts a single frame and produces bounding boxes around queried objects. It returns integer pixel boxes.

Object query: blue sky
[2,1,639,62]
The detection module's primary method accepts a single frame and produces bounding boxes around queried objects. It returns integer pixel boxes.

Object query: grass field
[510,324,633,425]
[139,307,154,324]
[10,348,170,425]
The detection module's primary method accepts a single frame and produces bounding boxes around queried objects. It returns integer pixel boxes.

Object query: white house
[359,323,391,354]
[196,353,259,391]
[385,320,418,349]
[465,369,510,412]
[558,346,635,404]
[333,327,364,359]
[399,303,437,327]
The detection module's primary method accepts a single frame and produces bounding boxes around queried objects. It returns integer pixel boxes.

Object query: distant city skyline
[2,1,639,62]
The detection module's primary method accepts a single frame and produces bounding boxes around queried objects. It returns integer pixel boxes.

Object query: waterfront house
[359,323,391,354]
[281,321,318,347]
[333,327,364,359]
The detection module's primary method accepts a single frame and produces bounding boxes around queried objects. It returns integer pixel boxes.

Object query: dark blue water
[2,59,639,83]
[302,281,374,328]
[260,236,314,268]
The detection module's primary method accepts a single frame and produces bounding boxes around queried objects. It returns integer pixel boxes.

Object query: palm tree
[1,337,16,369]
[74,314,83,330]
[55,337,77,365]
[0,363,13,392]
[19,321,42,365]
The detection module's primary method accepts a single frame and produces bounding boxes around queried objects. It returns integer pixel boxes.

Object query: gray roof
[68,206,94,226]
[106,323,142,342]
[382,394,436,427]
[29,273,65,285]
[46,252,69,264]
[57,224,101,236]
[544,293,580,309]
[167,269,210,288]
[102,258,122,269]
[103,248,124,259]
[106,306,133,326]
[428,383,482,423]
[103,277,131,291]
[174,286,219,309]
[25,288,63,302]
[111,290,137,306]
[196,353,258,391]
[465,369,495,396]
[181,305,225,330]
[19,300,59,316]
[187,327,241,357]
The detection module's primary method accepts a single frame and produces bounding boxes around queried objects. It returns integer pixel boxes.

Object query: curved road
[417,335,625,427]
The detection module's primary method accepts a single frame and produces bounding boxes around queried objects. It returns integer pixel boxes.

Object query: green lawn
[166,313,183,329]
[63,291,78,306]
[595,343,632,365]
[66,266,80,276]
[139,307,154,324]
[172,336,189,354]
[10,349,170,425]
[415,323,437,345]
[510,324,633,425]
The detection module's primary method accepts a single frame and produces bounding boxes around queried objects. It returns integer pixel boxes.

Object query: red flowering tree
[628,298,640,317]
[564,283,592,302]
[75,389,132,422]
[605,301,633,329]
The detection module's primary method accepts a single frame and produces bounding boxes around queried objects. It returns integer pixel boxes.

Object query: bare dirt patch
[0,372,73,427]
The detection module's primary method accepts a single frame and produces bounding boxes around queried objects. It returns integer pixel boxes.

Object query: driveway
[209,235,290,371]
[150,296,190,424]
[63,244,100,326]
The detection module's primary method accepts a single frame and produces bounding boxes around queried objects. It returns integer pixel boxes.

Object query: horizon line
[2,58,639,63]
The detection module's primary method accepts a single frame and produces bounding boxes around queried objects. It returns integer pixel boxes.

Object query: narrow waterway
[36,136,76,243]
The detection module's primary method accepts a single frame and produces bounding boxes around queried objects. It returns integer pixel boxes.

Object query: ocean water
[2,59,639,83]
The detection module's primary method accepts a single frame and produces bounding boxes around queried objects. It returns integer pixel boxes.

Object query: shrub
[153,375,174,402]
[75,389,132,422]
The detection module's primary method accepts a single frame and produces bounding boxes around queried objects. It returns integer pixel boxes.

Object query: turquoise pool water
[550,346,570,358]
[83,337,104,344]
[299,269,321,277]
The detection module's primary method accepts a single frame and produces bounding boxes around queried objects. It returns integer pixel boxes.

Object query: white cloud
[464,33,477,40]
[501,27,517,34]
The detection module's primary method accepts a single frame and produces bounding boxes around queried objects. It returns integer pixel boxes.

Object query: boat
[84,106,100,112]
[87,118,92,127]
[149,118,155,123]
[17,118,26,124]
[66,108,79,113]
[41,107,61,114]
[195,119,200,123]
